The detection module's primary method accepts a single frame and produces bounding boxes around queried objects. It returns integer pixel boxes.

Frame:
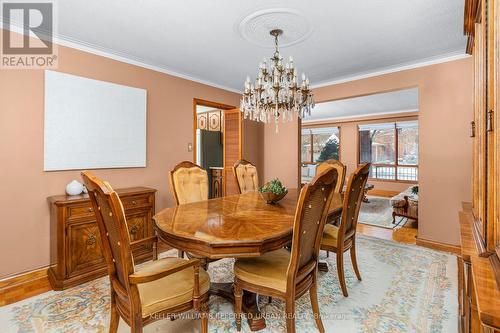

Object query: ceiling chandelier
[240,29,314,132]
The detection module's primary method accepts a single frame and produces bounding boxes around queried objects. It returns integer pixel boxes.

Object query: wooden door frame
[192,98,235,163]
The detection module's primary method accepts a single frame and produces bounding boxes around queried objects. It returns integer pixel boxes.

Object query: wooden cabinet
[48,187,156,290]
[466,0,500,274]
[461,0,500,331]
[210,167,224,198]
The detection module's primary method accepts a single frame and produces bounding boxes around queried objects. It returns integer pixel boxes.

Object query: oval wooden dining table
[153,189,343,331]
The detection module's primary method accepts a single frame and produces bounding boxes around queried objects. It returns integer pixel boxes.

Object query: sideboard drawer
[67,203,95,221]
[122,194,152,210]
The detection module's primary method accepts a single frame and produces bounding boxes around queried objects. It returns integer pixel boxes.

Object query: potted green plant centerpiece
[259,178,288,204]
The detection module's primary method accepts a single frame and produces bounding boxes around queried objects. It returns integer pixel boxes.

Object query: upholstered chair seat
[233,160,259,194]
[135,257,211,317]
[321,224,339,248]
[234,248,290,293]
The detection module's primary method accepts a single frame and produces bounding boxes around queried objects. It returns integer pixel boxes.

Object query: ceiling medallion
[240,29,314,132]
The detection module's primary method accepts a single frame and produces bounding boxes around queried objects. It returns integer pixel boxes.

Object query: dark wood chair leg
[337,251,348,297]
[350,242,362,281]
[109,292,119,333]
[234,284,243,331]
[285,298,296,333]
[309,272,325,333]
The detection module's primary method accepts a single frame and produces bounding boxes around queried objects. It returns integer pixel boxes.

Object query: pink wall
[264,58,473,246]
[0,37,244,277]
[263,120,300,187]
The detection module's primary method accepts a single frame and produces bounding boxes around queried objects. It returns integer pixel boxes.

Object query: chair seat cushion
[234,248,290,293]
[137,257,210,317]
[321,224,339,249]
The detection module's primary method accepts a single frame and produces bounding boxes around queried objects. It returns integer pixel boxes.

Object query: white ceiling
[303,87,419,122]
[9,0,467,91]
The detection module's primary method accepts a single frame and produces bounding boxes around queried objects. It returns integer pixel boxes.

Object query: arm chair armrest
[130,235,158,260]
[129,258,203,310]
[129,258,200,284]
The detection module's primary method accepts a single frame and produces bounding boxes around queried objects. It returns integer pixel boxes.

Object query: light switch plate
[187,143,193,152]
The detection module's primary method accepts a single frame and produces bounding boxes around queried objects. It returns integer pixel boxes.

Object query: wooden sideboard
[48,187,156,290]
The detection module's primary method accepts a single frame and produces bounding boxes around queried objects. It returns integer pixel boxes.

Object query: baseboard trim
[0,266,52,306]
[416,237,461,255]
[367,189,400,198]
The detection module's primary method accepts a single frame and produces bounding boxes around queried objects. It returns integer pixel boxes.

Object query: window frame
[301,126,341,165]
[357,122,418,183]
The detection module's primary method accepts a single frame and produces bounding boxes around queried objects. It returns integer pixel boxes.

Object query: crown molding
[310,52,470,89]
[1,23,242,94]
[2,22,469,93]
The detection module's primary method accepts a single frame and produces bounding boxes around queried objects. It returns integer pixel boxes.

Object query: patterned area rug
[0,235,457,333]
[358,196,396,229]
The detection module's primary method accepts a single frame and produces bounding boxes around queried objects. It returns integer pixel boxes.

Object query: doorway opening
[193,99,239,198]
[300,88,419,244]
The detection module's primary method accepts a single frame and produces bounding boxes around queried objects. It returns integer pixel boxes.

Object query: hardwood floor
[357,220,418,244]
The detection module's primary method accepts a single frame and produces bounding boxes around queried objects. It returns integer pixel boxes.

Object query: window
[358,121,418,181]
[301,127,340,183]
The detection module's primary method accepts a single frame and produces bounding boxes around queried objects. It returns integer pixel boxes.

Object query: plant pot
[260,189,288,204]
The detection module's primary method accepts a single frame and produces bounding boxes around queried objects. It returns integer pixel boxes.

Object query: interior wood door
[223,109,242,196]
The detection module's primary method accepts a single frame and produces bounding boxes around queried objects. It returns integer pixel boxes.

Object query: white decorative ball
[66,180,84,196]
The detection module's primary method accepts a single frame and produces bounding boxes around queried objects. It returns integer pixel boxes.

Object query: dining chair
[317,159,347,257]
[233,167,339,333]
[316,159,346,194]
[169,161,218,267]
[169,161,209,205]
[233,159,259,194]
[320,163,370,297]
[81,171,210,333]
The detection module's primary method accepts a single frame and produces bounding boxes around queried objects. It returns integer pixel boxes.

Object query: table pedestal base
[210,282,266,331]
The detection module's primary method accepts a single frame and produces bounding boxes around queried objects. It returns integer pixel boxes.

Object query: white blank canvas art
[44,70,147,171]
